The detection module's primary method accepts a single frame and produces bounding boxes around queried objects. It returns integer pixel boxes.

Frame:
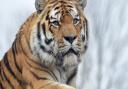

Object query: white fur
[30,25,55,65]
[69,7,80,19]
[49,8,61,22]
[63,53,79,67]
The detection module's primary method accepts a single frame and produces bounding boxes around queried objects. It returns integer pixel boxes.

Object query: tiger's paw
[32,80,76,89]
[61,86,75,89]
[55,84,76,89]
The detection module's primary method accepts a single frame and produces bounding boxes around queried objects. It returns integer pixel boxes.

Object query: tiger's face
[31,0,88,67]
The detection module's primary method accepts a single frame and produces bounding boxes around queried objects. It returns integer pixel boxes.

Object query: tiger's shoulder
[19,12,39,33]
[16,12,41,41]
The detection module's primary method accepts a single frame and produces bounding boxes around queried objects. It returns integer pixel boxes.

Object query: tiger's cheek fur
[30,22,56,66]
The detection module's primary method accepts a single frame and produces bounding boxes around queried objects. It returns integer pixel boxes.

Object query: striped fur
[0,0,88,89]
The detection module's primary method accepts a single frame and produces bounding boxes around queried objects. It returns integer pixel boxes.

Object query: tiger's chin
[55,48,81,68]
[62,53,81,67]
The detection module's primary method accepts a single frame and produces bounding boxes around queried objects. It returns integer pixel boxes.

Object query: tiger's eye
[73,18,80,25]
[52,20,60,27]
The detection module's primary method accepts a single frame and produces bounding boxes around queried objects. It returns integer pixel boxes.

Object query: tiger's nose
[64,36,76,44]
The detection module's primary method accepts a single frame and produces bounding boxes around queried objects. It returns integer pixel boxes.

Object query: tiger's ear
[35,0,48,12]
[79,0,87,9]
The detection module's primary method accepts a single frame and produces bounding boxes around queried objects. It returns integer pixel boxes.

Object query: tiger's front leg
[22,65,76,89]
[68,76,76,88]
[31,80,76,89]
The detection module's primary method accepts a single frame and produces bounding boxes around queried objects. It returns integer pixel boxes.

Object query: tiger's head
[30,0,88,67]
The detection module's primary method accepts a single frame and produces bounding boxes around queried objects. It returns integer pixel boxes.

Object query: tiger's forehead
[48,2,79,21]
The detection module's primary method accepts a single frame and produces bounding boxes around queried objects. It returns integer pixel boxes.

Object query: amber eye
[52,20,60,27]
[73,18,80,25]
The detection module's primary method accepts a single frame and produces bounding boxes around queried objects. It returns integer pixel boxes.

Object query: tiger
[0,0,88,89]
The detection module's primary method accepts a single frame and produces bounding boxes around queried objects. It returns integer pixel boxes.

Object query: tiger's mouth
[55,47,81,66]
[55,47,80,60]
[64,48,79,56]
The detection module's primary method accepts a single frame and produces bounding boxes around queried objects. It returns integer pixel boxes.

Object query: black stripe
[38,22,53,45]
[0,65,2,75]
[50,16,57,19]
[0,82,4,89]
[2,68,14,89]
[69,9,74,13]
[19,38,31,59]
[26,59,58,81]
[40,23,53,44]
[66,5,73,8]
[55,11,60,15]
[15,40,18,54]
[60,1,66,4]
[66,69,77,84]
[45,38,53,45]
[54,6,59,10]
[37,10,42,13]
[21,32,33,55]
[13,42,18,54]
[84,45,88,50]
[37,22,41,40]
[48,69,58,82]
[46,14,49,20]
[40,45,53,55]
[42,24,46,36]
[0,68,4,88]
[21,41,46,70]
[82,35,85,41]
[30,70,48,80]
[3,54,21,84]
[40,45,46,52]
[49,25,54,34]
[0,68,4,81]
[12,46,22,73]
[85,19,88,40]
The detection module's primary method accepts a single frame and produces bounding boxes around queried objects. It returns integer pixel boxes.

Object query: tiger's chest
[51,66,77,87]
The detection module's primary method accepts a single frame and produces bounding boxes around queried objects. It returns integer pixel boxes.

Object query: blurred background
[0,0,35,58]
[0,0,128,89]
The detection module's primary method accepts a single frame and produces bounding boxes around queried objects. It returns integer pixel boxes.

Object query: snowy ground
[0,0,128,89]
